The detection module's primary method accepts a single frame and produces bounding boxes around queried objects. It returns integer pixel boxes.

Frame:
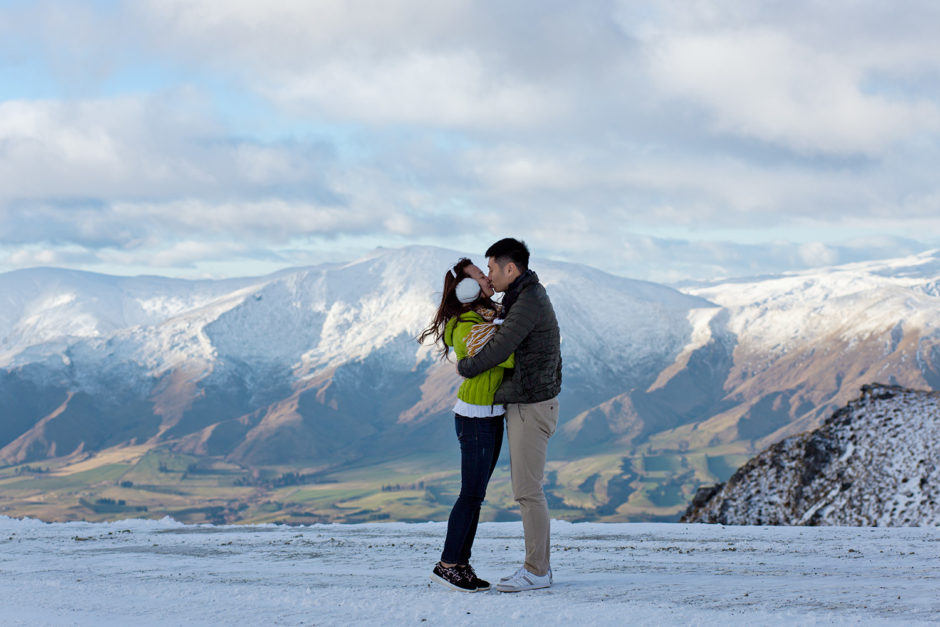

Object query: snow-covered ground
[1,517,938,625]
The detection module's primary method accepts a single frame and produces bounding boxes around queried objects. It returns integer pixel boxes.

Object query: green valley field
[0,438,751,524]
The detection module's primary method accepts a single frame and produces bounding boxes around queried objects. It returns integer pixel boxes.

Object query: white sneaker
[495,567,552,592]
[500,566,552,584]
[499,566,525,583]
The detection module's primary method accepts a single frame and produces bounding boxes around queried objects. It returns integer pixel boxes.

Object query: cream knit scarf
[464,306,503,356]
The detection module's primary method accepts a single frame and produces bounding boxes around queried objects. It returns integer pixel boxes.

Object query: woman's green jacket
[444,310,514,407]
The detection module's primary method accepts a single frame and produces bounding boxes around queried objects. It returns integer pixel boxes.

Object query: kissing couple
[419,238,562,592]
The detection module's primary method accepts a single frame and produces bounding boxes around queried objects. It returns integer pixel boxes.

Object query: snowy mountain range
[681,384,940,525]
[0,246,706,466]
[2,245,940,521]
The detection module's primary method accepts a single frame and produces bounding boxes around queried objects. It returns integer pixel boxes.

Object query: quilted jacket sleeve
[457,289,538,379]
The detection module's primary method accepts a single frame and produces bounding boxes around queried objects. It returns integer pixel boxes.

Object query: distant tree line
[234,471,334,488]
[381,481,426,492]
[80,498,148,514]
[15,465,50,475]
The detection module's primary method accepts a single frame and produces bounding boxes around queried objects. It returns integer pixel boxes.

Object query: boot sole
[429,572,477,592]
[495,583,551,592]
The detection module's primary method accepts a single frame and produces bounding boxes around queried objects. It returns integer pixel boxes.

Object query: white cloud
[112,200,376,240]
[3,0,940,280]
[264,51,563,129]
[650,28,940,155]
[99,239,258,268]
[5,247,66,267]
[0,95,225,200]
[135,0,469,60]
[130,0,573,130]
[1,195,401,250]
[798,242,838,267]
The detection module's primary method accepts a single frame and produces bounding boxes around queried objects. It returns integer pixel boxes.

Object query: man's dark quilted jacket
[457,270,562,404]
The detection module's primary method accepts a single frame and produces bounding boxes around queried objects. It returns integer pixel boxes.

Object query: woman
[418,258,513,592]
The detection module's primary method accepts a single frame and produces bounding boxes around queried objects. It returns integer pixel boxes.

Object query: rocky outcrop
[682,384,940,526]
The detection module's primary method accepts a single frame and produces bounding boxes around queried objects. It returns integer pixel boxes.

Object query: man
[456,238,562,592]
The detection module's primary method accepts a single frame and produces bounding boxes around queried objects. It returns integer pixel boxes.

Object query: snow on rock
[682,384,940,526]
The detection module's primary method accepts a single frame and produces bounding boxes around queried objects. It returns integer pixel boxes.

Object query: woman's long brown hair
[417,257,492,361]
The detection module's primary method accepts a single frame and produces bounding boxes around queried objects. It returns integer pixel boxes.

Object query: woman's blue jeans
[440,413,504,565]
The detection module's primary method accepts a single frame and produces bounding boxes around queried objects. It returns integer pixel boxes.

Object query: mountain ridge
[1,245,708,465]
[2,246,940,523]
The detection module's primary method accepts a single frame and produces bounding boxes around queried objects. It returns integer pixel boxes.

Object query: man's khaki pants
[506,397,559,577]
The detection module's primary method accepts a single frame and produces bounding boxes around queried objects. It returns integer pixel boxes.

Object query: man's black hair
[485,238,529,271]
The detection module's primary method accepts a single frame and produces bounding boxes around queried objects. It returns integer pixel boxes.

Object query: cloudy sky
[2,0,939,283]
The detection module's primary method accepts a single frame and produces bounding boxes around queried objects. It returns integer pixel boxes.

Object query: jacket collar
[501,269,538,314]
